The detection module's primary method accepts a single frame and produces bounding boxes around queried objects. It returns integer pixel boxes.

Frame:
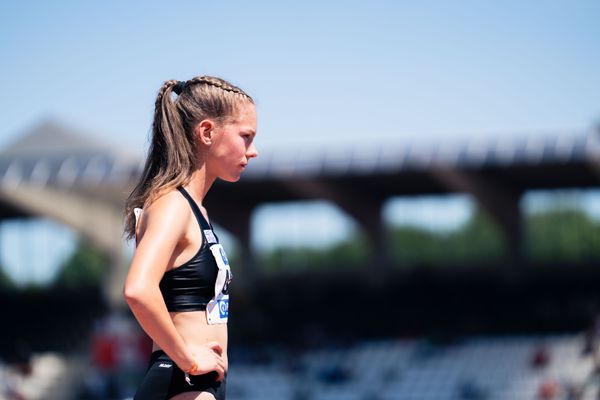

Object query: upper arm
[125,190,190,294]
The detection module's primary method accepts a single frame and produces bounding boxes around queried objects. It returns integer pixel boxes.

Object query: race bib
[206,294,229,324]
[206,244,232,325]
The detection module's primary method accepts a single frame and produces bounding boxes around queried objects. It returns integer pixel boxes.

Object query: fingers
[212,351,226,381]
[215,362,225,382]
[205,341,223,356]
[201,355,225,381]
[188,345,227,381]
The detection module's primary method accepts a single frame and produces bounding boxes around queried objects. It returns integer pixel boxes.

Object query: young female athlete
[123,76,257,400]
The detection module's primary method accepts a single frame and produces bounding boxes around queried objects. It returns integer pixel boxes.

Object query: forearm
[125,287,194,369]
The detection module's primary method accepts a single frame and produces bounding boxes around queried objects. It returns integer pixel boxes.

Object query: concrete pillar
[279,178,390,270]
[0,183,128,307]
[429,167,524,264]
[341,195,388,271]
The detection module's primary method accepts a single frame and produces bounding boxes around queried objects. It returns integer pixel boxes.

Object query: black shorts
[134,350,226,400]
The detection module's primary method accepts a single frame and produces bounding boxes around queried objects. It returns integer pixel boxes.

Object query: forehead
[229,102,256,128]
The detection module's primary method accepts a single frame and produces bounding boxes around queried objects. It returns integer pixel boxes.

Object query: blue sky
[2,1,599,151]
[1,1,600,284]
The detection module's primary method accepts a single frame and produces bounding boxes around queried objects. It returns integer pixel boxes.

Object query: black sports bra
[158,187,223,312]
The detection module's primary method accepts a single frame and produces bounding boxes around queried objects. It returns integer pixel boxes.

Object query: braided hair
[124,76,254,240]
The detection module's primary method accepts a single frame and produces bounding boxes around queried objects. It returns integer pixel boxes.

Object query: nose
[247,143,258,159]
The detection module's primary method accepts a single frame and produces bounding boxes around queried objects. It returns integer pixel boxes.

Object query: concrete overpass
[2,119,600,306]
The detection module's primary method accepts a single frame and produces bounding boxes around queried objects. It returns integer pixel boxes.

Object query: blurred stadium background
[3,120,600,400]
[2,1,600,400]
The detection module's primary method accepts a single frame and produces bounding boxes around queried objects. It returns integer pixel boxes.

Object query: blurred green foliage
[0,264,15,288]
[389,209,506,266]
[258,207,600,272]
[259,235,370,273]
[527,209,600,262]
[53,240,107,288]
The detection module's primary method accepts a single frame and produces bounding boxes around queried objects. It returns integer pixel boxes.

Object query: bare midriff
[152,310,228,370]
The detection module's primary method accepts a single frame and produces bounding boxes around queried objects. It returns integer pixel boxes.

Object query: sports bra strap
[177,187,212,231]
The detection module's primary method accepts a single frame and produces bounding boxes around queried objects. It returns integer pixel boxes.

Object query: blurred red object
[91,333,117,371]
[537,378,560,400]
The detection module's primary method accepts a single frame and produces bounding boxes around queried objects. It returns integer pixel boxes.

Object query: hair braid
[154,79,179,114]
[186,76,252,100]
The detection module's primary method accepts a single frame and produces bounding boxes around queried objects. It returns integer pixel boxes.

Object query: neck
[187,164,216,203]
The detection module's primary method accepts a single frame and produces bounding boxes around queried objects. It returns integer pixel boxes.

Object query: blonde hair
[124,76,253,240]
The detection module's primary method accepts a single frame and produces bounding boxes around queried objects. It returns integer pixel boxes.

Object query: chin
[219,175,241,183]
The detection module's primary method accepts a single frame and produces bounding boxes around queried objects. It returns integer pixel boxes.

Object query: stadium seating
[226,334,595,400]
[1,333,595,399]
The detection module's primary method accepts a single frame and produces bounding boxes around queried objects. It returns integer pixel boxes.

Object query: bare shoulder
[138,189,191,238]
[127,189,193,286]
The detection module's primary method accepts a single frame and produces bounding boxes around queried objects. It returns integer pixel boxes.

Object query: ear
[195,119,216,146]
